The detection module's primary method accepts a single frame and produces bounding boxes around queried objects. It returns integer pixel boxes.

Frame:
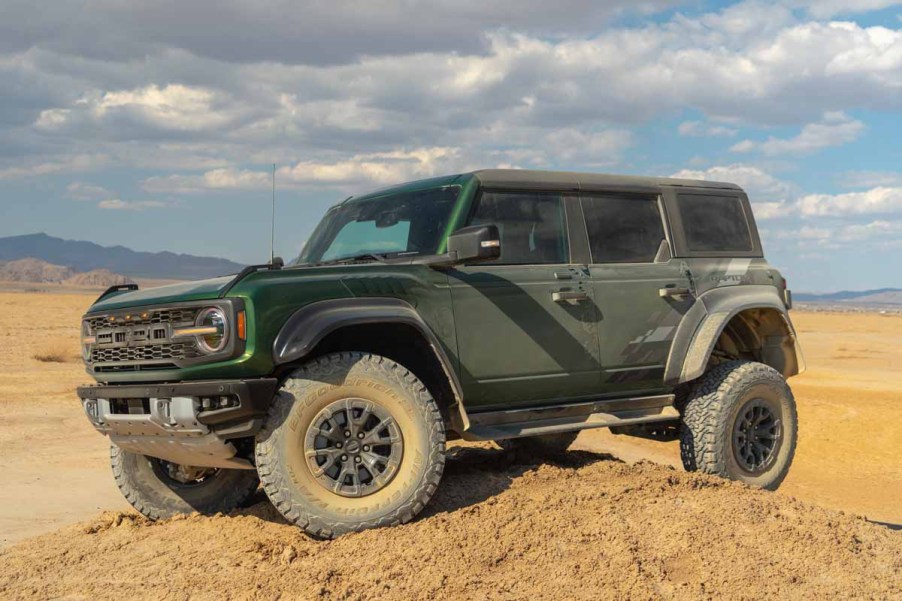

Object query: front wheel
[255,352,446,538]
[110,445,259,520]
[679,360,797,490]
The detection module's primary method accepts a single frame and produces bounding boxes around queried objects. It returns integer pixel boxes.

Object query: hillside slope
[0,233,243,280]
[0,258,133,287]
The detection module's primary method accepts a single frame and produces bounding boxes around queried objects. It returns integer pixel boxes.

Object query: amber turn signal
[237,310,246,340]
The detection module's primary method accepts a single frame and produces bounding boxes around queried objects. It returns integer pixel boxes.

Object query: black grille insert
[87,306,202,369]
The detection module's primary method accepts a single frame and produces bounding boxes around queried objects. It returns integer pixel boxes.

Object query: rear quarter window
[677,194,753,252]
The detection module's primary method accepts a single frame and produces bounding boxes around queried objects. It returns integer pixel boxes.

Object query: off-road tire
[110,444,259,520]
[679,360,797,490]
[496,431,579,460]
[255,352,446,538]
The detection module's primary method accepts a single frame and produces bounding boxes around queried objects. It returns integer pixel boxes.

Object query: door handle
[658,286,691,298]
[553,291,589,302]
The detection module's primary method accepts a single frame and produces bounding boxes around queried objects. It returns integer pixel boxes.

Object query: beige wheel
[255,352,445,538]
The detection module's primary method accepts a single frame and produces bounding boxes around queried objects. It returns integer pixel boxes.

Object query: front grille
[85,307,198,331]
[91,342,200,364]
[86,306,202,370]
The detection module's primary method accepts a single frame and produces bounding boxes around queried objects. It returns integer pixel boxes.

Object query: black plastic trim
[218,259,282,298]
[663,285,801,385]
[464,393,677,440]
[272,297,466,420]
[96,283,139,303]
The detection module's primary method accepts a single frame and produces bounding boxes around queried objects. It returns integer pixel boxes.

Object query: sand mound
[1,447,899,600]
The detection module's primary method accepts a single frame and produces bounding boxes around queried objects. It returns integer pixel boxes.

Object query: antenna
[270,163,275,263]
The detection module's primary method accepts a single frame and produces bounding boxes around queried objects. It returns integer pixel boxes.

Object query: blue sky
[0,0,900,291]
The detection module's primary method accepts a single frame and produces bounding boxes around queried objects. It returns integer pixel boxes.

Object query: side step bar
[463,394,679,441]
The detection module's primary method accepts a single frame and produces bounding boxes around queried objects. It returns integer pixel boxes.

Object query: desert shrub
[33,344,77,363]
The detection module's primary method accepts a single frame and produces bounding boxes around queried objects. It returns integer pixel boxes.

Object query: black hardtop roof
[470,169,743,193]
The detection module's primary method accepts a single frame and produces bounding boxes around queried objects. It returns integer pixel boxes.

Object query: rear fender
[664,285,805,385]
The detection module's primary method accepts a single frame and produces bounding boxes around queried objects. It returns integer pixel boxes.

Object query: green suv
[78,169,805,537]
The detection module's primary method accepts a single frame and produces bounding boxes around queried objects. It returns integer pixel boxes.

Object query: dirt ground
[0,290,899,599]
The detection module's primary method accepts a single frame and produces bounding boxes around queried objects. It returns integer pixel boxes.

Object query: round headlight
[195,307,228,353]
[81,320,93,362]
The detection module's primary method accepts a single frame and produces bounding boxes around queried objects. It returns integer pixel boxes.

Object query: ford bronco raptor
[78,169,804,537]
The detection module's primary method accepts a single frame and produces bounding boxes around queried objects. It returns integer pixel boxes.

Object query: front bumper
[77,379,278,469]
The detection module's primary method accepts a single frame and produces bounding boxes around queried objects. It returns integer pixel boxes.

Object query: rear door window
[581,195,665,263]
[677,194,753,252]
[468,191,568,264]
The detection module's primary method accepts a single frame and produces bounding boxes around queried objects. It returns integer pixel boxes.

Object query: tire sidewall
[112,445,258,518]
[259,354,443,530]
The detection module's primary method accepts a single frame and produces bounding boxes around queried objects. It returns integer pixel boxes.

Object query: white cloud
[6,10,899,178]
[144,147,475,194]
[674,162,902,221]
[795,0,902,18]
[97,199,172,211]
[839,171,902,188]
[68,84,248,132]
[678,120,738,137]
[0,154,108,180]
[771,219,902,248]
[730,112,865,155]
[143,168,271,194]
[836,219,902,241]
[671,164,798,220]
[67,181,110,201]
[34,108,71,130]
[671,163,795,198]
[539,129,634,165]
[798,187,902,216]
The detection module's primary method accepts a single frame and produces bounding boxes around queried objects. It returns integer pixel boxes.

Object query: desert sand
[0,290,899,599]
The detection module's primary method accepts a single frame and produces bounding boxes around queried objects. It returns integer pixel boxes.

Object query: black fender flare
[272,297,469,431]
[664,285,805,385]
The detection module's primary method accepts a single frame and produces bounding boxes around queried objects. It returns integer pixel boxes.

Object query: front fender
[272,297,469,431]
[664,285,805,385]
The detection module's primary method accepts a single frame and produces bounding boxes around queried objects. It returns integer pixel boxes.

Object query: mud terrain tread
[255,352,445,539]
[679,360,797,490]
[110,444,259,520]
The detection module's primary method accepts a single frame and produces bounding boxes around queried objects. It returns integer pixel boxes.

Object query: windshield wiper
[316,252,388,266]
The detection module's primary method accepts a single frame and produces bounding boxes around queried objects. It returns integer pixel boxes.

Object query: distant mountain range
[0,233,244,280]
[794,288,902,305]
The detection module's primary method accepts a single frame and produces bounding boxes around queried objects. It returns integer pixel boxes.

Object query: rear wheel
[496,431,579,459]
[110,445,259,520]
[255,352,446,538]
[679,360,797,490]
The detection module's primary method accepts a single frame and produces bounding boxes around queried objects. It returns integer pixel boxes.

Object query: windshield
[295,186,461,265]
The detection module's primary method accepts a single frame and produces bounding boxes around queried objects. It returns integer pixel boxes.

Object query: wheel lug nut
[341,455,348,461]
[357,432,364,439]
[363,445,370,452]
[354,456,361,463]
[335,442,342,448]
[344,431,351,437]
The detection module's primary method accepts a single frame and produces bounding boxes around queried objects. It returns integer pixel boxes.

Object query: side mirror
[446,224,501,264]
